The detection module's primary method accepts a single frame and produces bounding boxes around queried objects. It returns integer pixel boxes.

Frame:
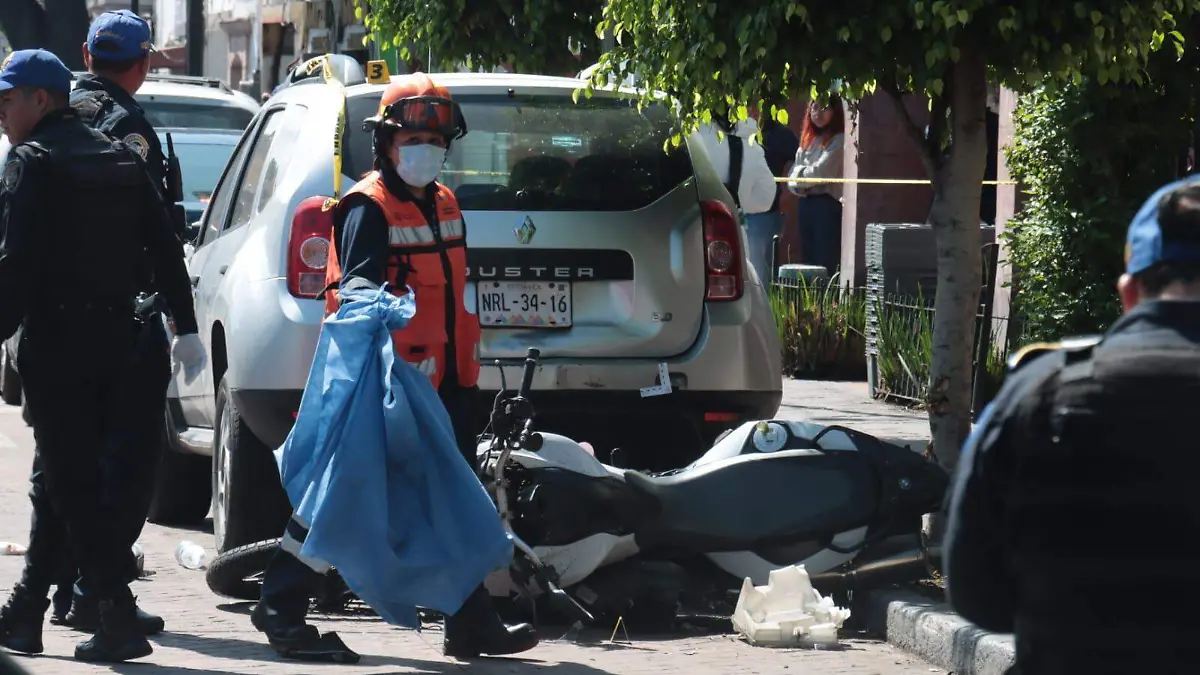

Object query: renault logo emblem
[515,215,536,244]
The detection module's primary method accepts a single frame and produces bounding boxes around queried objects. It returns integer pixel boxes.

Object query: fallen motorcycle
[206,348,949,627]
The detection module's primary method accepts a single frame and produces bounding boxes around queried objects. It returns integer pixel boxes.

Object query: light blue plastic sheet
[275,285,513,628]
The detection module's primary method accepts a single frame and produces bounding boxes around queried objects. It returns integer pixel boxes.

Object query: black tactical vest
[23,124,147,304]
[1005,339,1200,673]
[69,88,115,130]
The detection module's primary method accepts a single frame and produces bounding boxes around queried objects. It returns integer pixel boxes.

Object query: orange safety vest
[324,173,480,390]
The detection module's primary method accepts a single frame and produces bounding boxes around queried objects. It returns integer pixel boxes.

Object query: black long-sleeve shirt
[0,110,197,340]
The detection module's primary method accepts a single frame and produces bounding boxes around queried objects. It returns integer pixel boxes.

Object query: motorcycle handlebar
[517,348,540,399]
[517,418,534,448]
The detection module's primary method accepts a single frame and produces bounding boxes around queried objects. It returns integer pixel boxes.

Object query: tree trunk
[0,0,89,70]
[926,43,990,472]
[0,0,47,51]
[43,0,90,70]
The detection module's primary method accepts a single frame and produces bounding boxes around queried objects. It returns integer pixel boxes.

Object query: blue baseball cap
[0,49,74,94]
[1125,176,1200,275]
[87,10,155,61]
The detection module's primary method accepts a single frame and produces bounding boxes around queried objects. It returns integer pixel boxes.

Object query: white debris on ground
[0,541,26,555]
[731,565,852,648]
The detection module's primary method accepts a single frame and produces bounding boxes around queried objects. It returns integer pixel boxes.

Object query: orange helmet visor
[380,96,467,139]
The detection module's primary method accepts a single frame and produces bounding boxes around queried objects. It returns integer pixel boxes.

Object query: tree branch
[926,65,952,170]
[880,72,938,179]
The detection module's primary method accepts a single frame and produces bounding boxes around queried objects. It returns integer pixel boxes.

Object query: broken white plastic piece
[639,363,672,397]
[0,542,27,556]
[731,565,851,648]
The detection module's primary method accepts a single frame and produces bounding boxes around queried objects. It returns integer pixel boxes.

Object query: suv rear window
[140,100,255,131]
[344,92,693,211]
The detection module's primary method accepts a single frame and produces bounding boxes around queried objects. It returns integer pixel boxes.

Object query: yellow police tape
[322,56,346,205]
[779,177,1017,185]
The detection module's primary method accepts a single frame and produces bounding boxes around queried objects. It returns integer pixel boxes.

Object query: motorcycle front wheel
[205,538,279,600]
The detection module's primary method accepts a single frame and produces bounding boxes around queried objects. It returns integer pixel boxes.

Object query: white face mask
[395,143,446,187]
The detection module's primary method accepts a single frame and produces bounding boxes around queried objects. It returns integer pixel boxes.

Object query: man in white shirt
[695,116,779,286]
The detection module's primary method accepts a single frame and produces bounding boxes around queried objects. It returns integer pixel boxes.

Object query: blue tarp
[274,285,513,628]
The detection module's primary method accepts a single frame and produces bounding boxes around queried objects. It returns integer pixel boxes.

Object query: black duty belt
[44,297,137,314]
[134,292,167,321]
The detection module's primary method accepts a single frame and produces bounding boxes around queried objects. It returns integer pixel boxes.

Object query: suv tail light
[701,200,743,301]
[287,196,335,299]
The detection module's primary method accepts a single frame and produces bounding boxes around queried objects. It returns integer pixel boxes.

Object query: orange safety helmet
[362,72,467,141]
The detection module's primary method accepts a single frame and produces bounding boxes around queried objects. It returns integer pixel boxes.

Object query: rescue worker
[0,49,204,663]
[250,73,538,663]
[37,9,180,635]
[944,176,1200,674]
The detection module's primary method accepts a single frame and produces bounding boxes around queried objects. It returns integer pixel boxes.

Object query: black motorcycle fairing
[512,467,658,547]
[506,425,949,559]
[815,425,949,526]
[626,449,881,554]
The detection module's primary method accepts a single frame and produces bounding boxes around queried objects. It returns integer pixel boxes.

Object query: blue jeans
[796,194,843,277]
[744,211,783,286]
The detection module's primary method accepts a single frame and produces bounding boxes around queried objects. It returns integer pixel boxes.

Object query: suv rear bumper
[229,386,778,471]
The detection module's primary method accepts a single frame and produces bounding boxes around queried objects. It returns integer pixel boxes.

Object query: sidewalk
[780,379,929,449]
[779,378,1016,675]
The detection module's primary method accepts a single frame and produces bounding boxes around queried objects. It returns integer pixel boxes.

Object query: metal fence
[865,296,1017,410]
[770,245,1022,414]
[770,275,868,381]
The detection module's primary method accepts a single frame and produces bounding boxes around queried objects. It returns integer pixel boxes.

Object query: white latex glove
[171,334,207,385]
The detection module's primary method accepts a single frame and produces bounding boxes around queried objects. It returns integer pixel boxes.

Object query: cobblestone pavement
[0,380,940,674]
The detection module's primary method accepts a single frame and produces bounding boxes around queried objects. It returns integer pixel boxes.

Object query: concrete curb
[857,588,1015,675]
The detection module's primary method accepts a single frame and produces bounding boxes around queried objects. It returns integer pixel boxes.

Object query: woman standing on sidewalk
[787,97,845,277]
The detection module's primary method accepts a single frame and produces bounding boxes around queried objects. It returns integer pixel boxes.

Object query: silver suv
[163,69,783,553]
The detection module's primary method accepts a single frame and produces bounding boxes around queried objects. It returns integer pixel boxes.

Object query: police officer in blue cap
[0,49,203,663]
[47,9,191,638]
[73,10,168,194]
[943,177,1200,673]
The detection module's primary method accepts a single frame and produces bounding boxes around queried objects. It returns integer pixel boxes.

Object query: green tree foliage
[359,0,1198,468]
[1005,34,1200,342]
[354,0,602,75]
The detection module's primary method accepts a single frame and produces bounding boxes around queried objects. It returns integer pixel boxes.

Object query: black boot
[49,586,73,626]
[63,592,164,635]
[0,588,49,655]
[443,585,538,659]
[252,600,360,664]
[73,598,153,663]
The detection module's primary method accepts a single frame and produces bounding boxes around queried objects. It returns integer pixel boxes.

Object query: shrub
[873,295,934,402]
[770,276,867,380]
[1005,42,1198,342]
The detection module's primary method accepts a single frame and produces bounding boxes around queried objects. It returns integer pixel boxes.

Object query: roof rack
[70,70,235,93]
[144,73,233,93]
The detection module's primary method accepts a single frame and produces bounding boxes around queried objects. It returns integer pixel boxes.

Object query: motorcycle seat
[624,449,881,553]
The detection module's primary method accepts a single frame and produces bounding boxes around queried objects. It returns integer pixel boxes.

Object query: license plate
[477,281,572,328]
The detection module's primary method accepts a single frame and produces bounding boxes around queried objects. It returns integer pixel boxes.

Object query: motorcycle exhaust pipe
[809,550,929,594]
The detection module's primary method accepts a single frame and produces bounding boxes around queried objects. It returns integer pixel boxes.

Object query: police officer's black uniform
[944,177,1200,674]
[37,12,184,635]
[0,49,197,664]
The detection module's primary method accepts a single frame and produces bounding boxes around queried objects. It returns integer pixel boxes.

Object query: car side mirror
[185,222,202,245]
